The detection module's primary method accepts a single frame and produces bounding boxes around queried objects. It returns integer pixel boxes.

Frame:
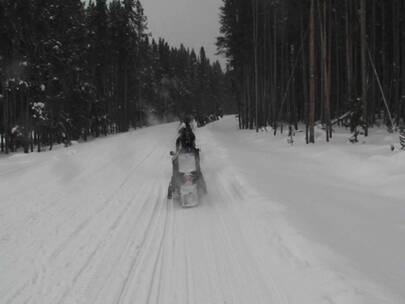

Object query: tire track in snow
[114,188,167,304]
[2,136,170,304]
[85,145,171,304]
[58,146,170,304]
[2,120,400,303]
[33,183,152,304]
[0,137,160,235]
[112,147,170,303]
[81,182,165,304]
[50,144,161,261]
[57,185,150,302]
[198,121,398,304]
[144,190,171,304]
[210,174,289,304]
[195,127,291,304]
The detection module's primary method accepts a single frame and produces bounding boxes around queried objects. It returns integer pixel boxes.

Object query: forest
[217,0,405,143]
[0,0,231,154]
[3,0,405,155]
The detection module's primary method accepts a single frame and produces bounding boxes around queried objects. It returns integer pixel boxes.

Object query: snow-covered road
[0,116,403,303]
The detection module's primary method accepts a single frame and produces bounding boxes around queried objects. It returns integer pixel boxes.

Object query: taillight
[183,174,193,183]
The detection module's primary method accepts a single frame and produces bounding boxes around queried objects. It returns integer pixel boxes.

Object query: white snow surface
[0,116,404,304]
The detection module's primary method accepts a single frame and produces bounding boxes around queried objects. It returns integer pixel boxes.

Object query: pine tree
[1,0,231,154]
[217,0,405,141]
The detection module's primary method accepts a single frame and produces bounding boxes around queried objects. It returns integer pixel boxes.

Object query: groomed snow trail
[0,118,402,303]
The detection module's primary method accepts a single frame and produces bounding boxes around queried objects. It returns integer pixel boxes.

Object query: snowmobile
[168,150,206,208]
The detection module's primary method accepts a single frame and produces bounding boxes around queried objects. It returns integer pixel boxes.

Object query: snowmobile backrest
[178,153,197,173]
[400,132,405,149]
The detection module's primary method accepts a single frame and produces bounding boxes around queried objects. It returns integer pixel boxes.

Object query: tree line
[217,0,405,143]
[0,0,231,154]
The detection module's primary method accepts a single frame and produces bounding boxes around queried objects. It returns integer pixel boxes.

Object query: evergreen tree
[0,0,230,154]
[218,0,405,141]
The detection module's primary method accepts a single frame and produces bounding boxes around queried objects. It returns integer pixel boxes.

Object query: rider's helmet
[183,116,192,128]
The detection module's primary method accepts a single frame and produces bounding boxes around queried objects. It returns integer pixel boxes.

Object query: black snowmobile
[168,123,207,207]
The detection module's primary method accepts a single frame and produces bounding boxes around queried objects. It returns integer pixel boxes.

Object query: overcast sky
[141,0,225,67]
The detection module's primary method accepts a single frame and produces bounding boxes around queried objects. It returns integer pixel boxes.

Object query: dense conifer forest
[0,0,231,154]
[217,0,405,143]
[3,0,405,154]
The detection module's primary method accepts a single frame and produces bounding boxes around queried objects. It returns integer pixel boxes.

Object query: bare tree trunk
[345,0,353,115]
[272,8,278,131]
[401,0,405,124]
[360,0,368,136]
[24,86,29,153]
[392,0,401,125]
[326,0,332,139]
[381,4,389,124]
[369,0,376,125]
[252,0,259,131]
[301,10,309,144]
[333,5,341,126]
[4,88,9,154]
[320,0,331,141]
[309,0,316,143]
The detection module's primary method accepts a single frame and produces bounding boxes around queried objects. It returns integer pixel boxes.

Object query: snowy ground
[0,116,404,304]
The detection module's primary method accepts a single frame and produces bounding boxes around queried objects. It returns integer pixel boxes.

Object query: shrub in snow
[32,102,48,121]
[12,126,19,135]
[19,81,29,87]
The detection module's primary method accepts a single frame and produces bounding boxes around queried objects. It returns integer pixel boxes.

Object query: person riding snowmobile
[176,121,196,152]
[168,119,207,199]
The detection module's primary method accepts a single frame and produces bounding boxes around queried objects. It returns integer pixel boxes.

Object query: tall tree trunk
[345,0,353,116]
[401,0,405,124]
[320,0,331,141]
[272,8,278,131]
[24,87,29,153]
[309,0,316,143]
[301,9,309,144]
[360,0,368,136]
[392,0,401,125]
[369,0,376,125]
[252,0,259,131]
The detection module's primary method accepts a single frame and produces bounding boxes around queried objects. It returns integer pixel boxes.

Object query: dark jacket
[176,126,196,152]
